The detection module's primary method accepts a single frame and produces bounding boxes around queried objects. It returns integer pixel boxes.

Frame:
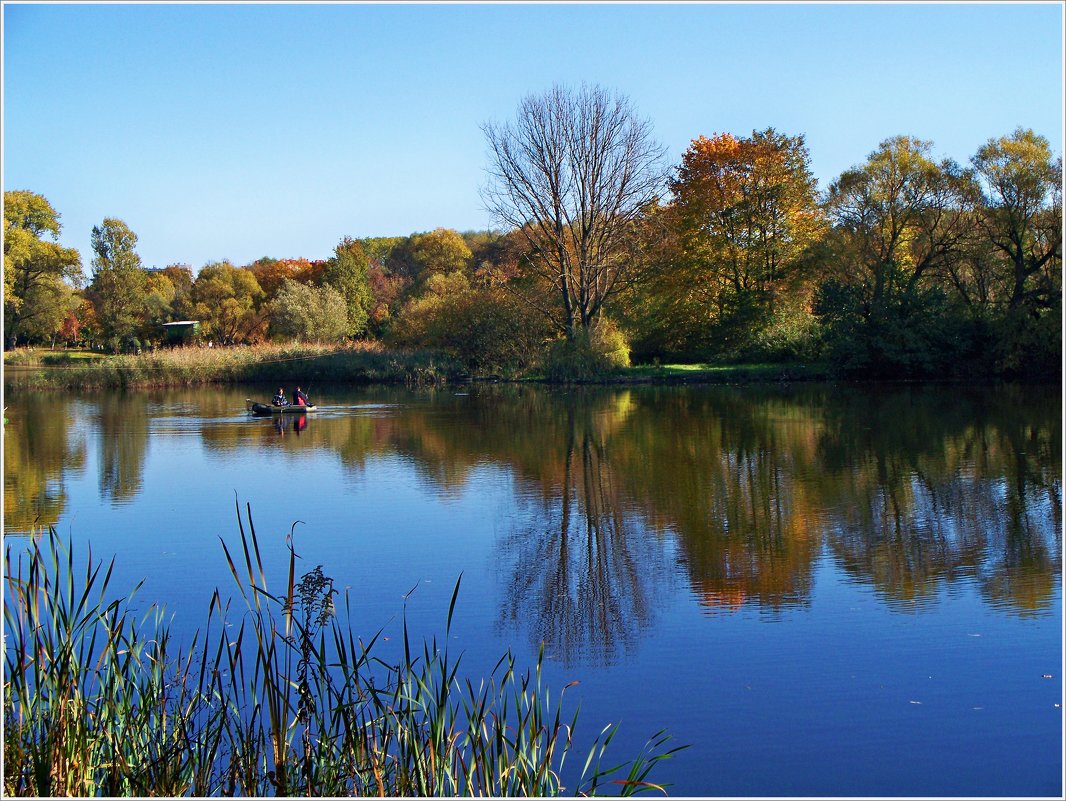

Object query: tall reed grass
[3,504,684,796]
[2,343,463,390]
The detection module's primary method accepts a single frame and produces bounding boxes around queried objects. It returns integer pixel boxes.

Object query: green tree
[186,261,265,345]
[321,237,372,337]
[270,279,349,342]
[815,136,974,377]
[87,218,149,350]
[3,191,83,348]
[971,129,1061,376]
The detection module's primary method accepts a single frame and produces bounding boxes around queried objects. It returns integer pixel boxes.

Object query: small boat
[246,399,317,416]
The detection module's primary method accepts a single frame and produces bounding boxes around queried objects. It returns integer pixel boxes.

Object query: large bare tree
[482,84,666,338]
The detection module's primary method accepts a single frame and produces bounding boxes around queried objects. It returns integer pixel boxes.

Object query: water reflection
[818,386,1061,614]
[95,395,150,503]
[3,383,1060,640]
[494,394,669,666]
[3,395,87,532]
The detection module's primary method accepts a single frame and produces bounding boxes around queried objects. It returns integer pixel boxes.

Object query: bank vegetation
[5,85,1060,384]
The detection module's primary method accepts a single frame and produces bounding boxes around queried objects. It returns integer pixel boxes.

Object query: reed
[2,343,464,390]
[3,505,684,797]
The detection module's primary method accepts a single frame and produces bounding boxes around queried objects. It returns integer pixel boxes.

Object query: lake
[3,381,1062,796]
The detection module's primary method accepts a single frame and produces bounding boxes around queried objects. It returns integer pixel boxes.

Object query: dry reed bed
[3,343,464,389]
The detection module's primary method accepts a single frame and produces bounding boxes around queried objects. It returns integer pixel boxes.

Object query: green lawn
[621,361,830,381]
[3,348,109,367]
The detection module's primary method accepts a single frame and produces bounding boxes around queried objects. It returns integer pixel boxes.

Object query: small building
[161,320,201,345]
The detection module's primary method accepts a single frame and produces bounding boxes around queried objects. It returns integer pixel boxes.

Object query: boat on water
[246,399,317,416]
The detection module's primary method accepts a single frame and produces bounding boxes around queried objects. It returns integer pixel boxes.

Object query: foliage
[270,279,349,343]
[247,257,324,300]
[184,261,265,345]
[813,279,970,378]
[366,260,410,336]
[992,301,1062,379]
[389,271,548,373]
[321,238,373,338]
[811,131,1061,379]
[542,320,632,382]
[3,191,83,348]
[87,218,149,350]
[665,129,823,354]
[409,228,473,279]
[3,512,683,796]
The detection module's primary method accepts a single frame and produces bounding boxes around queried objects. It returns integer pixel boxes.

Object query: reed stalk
[3,505,685,796]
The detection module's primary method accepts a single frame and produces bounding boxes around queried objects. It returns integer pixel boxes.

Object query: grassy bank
[608,362,830,384]
[2,343,464,390]
[4,507,682,796]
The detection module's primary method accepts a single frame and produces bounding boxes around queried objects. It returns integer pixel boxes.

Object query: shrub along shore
[1,343,834,391]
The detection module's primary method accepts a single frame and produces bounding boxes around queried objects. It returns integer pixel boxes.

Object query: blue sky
[4,2,1062,272]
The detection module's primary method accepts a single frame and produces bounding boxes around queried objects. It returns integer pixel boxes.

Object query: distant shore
[1,343,846,391]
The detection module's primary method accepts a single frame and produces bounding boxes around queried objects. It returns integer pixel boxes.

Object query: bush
[389,272,547,375]
[993,303,1062,379]
[813,280,968,379]
[542,320,631,382]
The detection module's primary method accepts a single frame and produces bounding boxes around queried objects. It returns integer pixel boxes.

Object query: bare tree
[482,84,666,338]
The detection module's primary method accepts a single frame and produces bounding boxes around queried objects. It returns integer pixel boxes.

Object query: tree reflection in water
[4,383,1060,634]
[3,394,87,533]
[496,398,671,667]
[95,394,150,503]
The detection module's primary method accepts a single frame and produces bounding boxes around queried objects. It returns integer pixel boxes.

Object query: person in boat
[272,387,289,407]
[293,386,310,406]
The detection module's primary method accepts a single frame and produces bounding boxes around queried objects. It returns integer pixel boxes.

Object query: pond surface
[3,382,1062,796]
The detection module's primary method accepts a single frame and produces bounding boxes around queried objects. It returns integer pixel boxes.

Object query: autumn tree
[366,260,409,335]
[482,84,666,340]
[971,129,1062,311]
[660,129,823,358]
[3,191,83,348]
[409,228,473,279]
[87,217,150,349]
[389,270,548,373]
[814,136,974,376]
[321,238,373,337]
[185,261,265,345]
[248,257,324,300]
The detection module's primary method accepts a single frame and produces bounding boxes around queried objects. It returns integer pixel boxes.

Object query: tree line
[4,84,1061,378]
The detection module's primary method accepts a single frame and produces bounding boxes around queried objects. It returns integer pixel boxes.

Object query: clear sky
[3,2,1063,272]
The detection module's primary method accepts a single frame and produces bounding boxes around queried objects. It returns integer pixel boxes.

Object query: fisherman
[272,387,289,407]
[293,386,310,406]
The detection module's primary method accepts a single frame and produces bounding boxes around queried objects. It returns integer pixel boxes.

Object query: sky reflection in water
[3,382,1061,796]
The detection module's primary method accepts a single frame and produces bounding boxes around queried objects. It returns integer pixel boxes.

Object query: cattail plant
[3,503,685,796]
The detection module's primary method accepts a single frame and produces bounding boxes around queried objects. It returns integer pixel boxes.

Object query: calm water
[3,382,1062,796]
